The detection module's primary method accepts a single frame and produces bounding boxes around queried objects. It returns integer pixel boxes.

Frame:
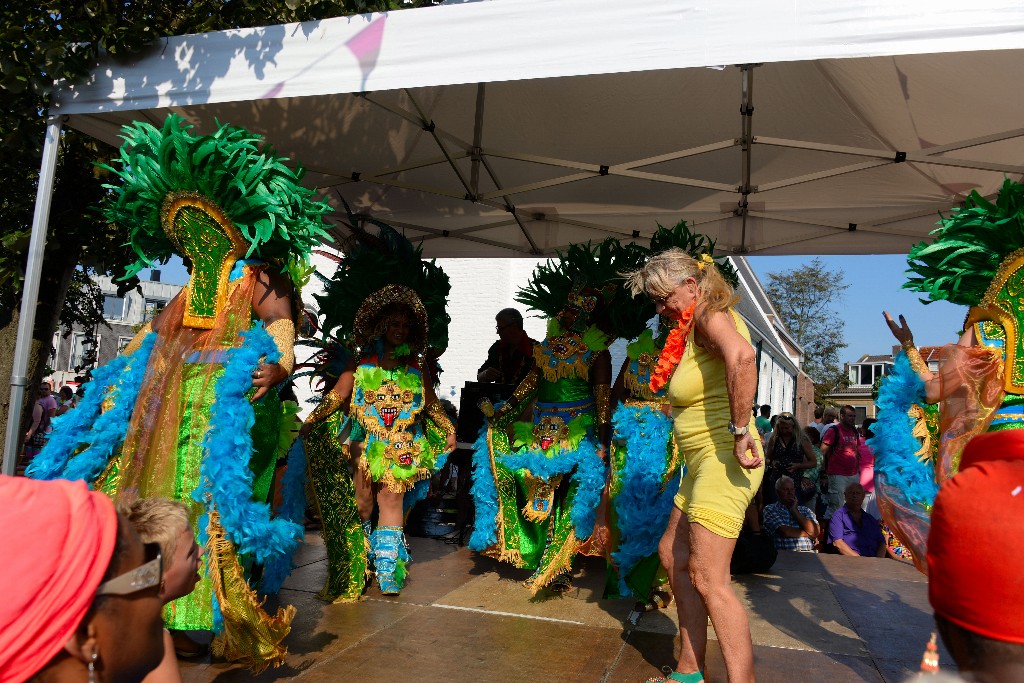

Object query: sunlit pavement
[180,534,945,682]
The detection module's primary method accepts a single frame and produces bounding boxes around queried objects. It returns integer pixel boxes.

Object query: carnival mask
[365,380,414,428]
[533,415,570,451]
[548,332,583,360]
[384,431,421,466]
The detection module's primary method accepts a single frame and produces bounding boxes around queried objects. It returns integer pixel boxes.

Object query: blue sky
[746,254,967,363]
[155,253,964,365]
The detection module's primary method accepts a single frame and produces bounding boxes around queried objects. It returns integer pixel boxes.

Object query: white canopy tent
[7,0,1024,468]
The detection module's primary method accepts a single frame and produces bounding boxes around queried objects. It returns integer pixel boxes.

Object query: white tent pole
[2,116,63,476]
[737,65,757,252]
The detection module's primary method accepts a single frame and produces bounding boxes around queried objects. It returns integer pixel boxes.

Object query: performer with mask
[300,212,455,597]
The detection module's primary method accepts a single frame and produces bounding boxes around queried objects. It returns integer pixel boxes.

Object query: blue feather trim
[28,333,157,483]
[868,352,939,507]
[609,403,677,597]
[494,438,607,540]
[197,323,303,574]
[260,436,310,593]
[468,426,500,551]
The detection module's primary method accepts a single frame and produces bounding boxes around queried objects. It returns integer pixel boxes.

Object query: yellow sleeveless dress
[667,309,764,539]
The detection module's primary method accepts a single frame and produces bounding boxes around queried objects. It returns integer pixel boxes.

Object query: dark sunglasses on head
[95,541,163,596]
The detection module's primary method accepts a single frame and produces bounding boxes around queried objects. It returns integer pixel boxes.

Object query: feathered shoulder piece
[100,114,332,280]
[649,219,739,289]
[905,178,1024,307]
[516,238,652,341]
[315,199,451,356]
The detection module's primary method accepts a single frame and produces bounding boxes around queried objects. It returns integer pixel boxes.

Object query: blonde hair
[120,497,191,562]
[624,248,738,314]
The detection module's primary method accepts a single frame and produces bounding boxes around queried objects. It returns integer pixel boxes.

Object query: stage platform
[180,534,946,682]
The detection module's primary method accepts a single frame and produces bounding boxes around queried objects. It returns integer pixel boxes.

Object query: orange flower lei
[649,300,697,393]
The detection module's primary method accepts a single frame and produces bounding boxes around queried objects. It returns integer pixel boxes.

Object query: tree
[765,257,850,403]
[0,0,433,446]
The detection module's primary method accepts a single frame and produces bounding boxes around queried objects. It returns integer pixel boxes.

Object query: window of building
[144,299,166,322]
[117,336,134,354]
[69,333,99,372]
[103,295,125,321]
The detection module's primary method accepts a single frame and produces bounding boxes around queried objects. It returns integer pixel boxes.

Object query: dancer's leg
[658,507,707,675]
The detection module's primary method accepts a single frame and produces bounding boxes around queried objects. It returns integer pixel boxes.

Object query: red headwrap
[927,430,1024,644]
[0,476,119,683]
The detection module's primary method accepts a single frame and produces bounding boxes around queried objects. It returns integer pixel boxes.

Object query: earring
[88,651,98,683]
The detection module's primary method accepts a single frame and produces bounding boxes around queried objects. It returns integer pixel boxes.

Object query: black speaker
[457,381,516,443]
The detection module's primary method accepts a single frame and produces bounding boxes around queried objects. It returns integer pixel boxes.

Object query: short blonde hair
[625,248,738,314]
[120,497,191,562]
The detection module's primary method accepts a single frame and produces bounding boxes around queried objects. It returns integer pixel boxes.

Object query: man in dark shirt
[477,308,536,386]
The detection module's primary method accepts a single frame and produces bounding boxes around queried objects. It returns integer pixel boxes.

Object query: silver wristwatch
[728,421,749,436]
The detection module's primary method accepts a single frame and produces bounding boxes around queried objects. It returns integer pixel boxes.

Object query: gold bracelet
[266,318,295,375]
[121,322,152,356]
[305,389,343,426]
[426,400,456,436]
[901,341,928,376]
[594,383,612,427]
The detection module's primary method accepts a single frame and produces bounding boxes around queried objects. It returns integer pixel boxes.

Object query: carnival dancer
[873,178,1024,571]
[470,239,646,594]
[301,216,455,597]
[606,222,740,610]
[27,114,330,670]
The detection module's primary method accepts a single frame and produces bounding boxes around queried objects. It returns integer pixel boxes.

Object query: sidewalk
[180,534,943,682]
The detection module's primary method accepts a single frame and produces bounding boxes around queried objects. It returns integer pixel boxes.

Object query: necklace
[649,301,697,393]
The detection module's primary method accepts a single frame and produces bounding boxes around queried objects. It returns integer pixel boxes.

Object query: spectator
[828,482,885,557]
[21,383,51,464]
[817,406,838,437]
[476,308,536,386]
[820,405,860,522]
[122,498,205,672]
[808,405,824,432]
[763,413,816,505]
[38,380,58,421]
[56,386,75,417]
[802,426,825,514]
[763,476,820,552]
[859,418,878,514]
[928,430,1024,682]
[755,404,772,438]
[0,475,165,683]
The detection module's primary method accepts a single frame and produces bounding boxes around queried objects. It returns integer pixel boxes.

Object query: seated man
[828,482,885,557]
[763,476,819,552]
[477,308,536,386]
[927,431,1024,682]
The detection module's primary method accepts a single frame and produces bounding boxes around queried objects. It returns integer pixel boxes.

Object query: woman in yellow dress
[626,248,764,683]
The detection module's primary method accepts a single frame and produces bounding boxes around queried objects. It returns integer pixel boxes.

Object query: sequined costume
[27,115,331,670]
[873,178,1024,573]
[311,211,454,597]
[470,239,649,594]
[605,327,681,599]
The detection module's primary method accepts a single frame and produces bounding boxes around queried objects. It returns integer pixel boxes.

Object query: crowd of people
[6,114,1023,683]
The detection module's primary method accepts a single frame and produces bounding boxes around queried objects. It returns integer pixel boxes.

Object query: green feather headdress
[905,179,1024,306]
[516,238,653,341]
[315,199,451,355]
[100,114,333,279]
[649,219,739,289]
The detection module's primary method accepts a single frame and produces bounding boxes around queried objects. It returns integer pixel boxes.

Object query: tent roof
[52,0,1024,256]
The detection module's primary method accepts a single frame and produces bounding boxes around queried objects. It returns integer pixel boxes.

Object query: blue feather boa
[468,427,500,551]
[260,436,310,593]
[196,323,303,577]
[494,437,606,540]
[610,403,678,597]
[868,352,939,507]
[28,333,157,483]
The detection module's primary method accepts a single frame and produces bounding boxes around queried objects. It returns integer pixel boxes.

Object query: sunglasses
[95,541,163,597]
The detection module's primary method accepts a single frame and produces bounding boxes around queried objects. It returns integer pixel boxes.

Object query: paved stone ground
[179,534,947,682]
